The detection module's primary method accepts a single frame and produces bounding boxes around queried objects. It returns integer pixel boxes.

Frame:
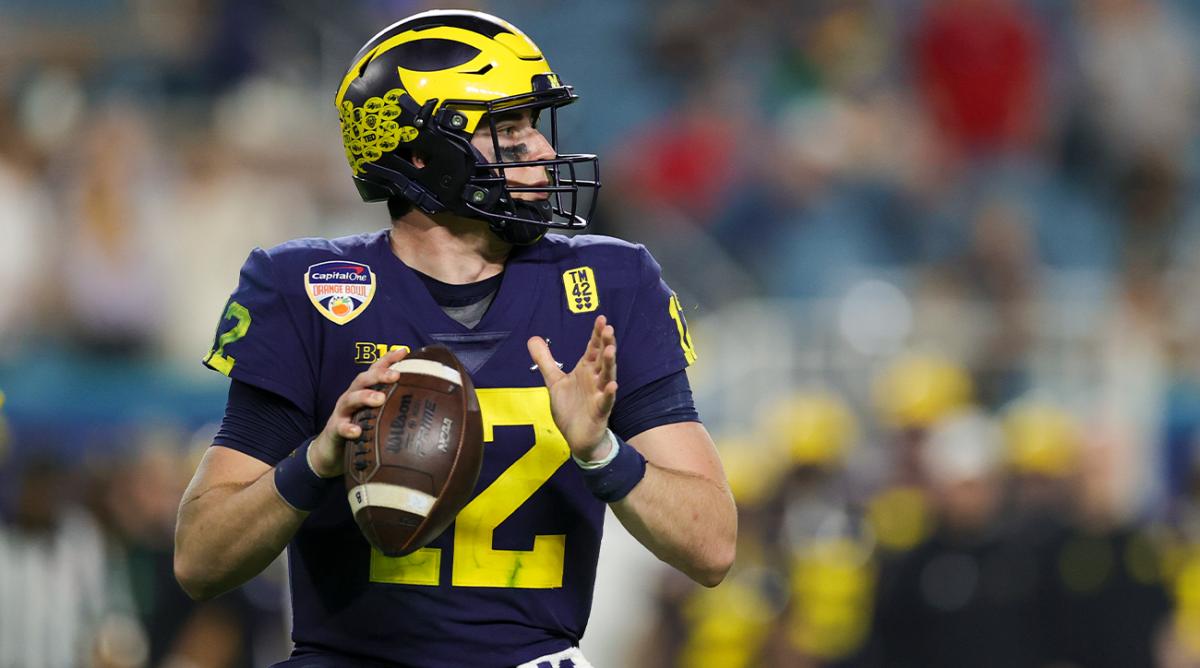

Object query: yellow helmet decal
[339,90,418,176]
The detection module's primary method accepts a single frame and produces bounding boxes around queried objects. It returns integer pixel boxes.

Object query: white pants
[516,646,595,668]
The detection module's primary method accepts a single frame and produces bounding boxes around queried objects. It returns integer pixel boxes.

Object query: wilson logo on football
[305,260,377,325]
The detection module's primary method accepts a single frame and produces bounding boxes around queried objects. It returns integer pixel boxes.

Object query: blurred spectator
[644,0,779,89]
[767,1,894,104]
[59,103,170,357]
[0,454,107,668]
[1073,0,1199,178]
[869,409,1046,668]
[1038,429,1171,667]
[1003,398,1082,521]
[759,392,875,666]
[861,353,974,574]
[1092,269,1171,516]
[926,194,1037,408]
[610,76,753,228]
[1162,451,1200,665]
[643,391,876,668]
[0,99,54,356]
[912,0,1048,162]
[86,436,289,668]
[1072,0,1199,287]
[637,437,786,668]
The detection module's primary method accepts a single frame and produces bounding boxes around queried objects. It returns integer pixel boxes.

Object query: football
[345,345,483,557]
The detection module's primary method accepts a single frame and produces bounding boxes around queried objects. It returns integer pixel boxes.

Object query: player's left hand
[528,315,618,462]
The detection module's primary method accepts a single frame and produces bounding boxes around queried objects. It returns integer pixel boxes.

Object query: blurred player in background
[173,10,735,668]
[643,390,874,668]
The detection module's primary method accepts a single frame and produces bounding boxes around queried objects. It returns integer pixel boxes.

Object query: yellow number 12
[369,387,570,588]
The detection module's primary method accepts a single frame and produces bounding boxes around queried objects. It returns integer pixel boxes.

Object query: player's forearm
[611,462,737,587]
[174,470,306,600]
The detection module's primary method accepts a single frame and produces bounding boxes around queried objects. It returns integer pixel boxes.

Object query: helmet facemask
[452,78,600,242]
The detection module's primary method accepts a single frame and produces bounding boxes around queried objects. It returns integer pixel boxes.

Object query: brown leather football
[345,345,483,557]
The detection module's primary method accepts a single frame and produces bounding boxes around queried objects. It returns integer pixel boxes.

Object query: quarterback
[174,10,736,668]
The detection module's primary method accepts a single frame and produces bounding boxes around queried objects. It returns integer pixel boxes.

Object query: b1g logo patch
[354,341,410,364]
[305,260,376,325]
[562,266,598,314]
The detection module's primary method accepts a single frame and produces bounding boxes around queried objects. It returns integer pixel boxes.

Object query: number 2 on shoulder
[205,301,252,375]
[369,387,570,589]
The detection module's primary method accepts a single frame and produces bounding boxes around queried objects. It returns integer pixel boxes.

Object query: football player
[174,10,737,668]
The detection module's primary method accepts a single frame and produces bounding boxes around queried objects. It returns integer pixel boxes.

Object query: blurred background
[3,0,1200,665]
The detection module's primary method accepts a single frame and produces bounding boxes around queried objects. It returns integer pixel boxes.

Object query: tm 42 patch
[562,266,598,314]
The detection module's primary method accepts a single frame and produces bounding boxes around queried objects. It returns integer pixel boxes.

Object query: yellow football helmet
[873,352,972,429]
[1002,399,1080,476]
[335,10,599,243]
[762,391,858,468]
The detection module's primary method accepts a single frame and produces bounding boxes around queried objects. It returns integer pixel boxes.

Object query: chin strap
[488,199,552,245]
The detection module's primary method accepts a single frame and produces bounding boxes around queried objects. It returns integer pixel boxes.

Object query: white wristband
[572,430,620,470]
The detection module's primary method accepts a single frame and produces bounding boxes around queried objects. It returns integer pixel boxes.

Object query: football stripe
[347,483,437,517]
[389,358,462,386]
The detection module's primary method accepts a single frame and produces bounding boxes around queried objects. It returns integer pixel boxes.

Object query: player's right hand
[309,348,410,478]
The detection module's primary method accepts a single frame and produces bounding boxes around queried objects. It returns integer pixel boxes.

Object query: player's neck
[389,211,510,284]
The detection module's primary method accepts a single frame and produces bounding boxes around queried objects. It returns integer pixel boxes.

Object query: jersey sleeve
[203,247,317,415]
[615,246,699,399]
[214,379,317,465]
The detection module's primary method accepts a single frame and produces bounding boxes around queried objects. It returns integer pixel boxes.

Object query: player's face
[471,109,554,201]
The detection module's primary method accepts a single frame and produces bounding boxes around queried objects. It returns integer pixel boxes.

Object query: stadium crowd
[4,0,1200,665]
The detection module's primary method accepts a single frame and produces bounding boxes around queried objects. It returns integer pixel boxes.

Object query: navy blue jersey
[203,229,697,667]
